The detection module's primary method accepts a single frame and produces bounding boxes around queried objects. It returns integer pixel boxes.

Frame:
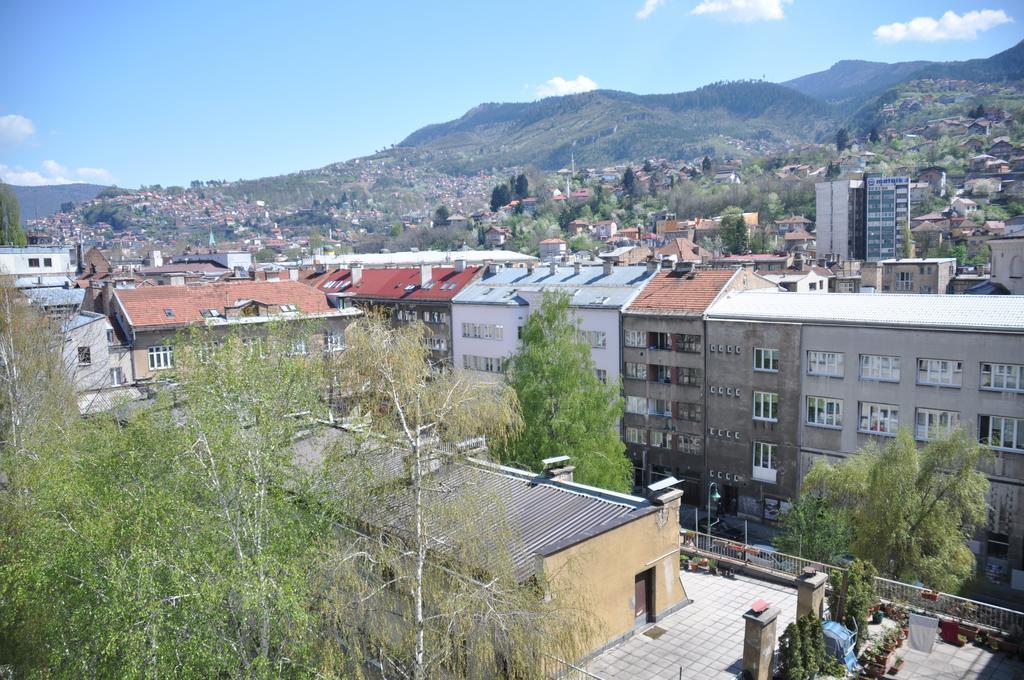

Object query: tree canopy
[719,206,748,254]
[500,292,632,492]
[802,430,989,592]
[0,183,26,247]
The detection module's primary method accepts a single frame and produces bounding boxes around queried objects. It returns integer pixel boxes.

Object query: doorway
[634,569,653,625]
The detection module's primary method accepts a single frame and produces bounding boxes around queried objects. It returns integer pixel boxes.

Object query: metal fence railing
[874,576,1024,635]
[681,530,1024,635]
[542,654,605,680]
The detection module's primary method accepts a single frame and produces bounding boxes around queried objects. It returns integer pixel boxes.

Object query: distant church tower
[208,228,216,248]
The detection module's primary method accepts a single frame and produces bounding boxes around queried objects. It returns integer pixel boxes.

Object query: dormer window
[280,304,297,312]
[200,309,222,319]
[164,308,175,318]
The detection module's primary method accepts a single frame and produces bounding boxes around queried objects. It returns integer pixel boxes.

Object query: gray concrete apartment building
[621,264,775,505]
[706,292,1024,587]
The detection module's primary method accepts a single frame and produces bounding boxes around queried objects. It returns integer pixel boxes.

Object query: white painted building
[0,246,74,277]
[814,180,863,261]
[452,262,658,381]
[989,233,1024,295]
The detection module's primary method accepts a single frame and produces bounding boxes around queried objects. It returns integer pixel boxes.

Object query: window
[594,368,607,383]
[752,442,777,484]
[678,434,701,455]
[625,427,646,444]
[859,402,898,435]
[427,337,447,352]
[649,399,672,417]
[462,354,503,374]
[651,365,671,384]
[678,367,702,386]
[625,362,647,380]
[677,402,701,422]
[280,304,297,312]
[917,358,962,387]
[110,367,124,386]
[396,309,416,322]
[806,396,842,428]
[916,408,959,441]
[624,330,645,348]
[979,415,1023,452]
[462,323,503,340]
[649,332,670,350]
[981,363,1024,392]
[147,345,173,370]
[579,330,607,348]
[28,258,39,267]
[424,311,448,324]
[860,354,900,382]
[675,334,701,353]
[625,396,646,414]
[106,329,115,345]
[44,257,53,267]
[324,331,345,352]
[753,391,778,422]
[895,271,913,291]
[753,348,779,372]
[807,351,844,377]
[288,339,308,356]
[650,430,668,449]
[76,346,91,365]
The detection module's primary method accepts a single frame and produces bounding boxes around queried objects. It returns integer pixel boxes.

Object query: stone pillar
[743,602,779,680]
[797,571,828,620]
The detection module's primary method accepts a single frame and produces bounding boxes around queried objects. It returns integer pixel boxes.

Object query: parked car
[746,544,797,573]
[697,517,744,541]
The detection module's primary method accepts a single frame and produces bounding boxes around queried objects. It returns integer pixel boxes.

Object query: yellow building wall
[540,496,686,654]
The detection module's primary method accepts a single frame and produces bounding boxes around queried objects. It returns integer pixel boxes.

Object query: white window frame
[110,367,124,386]
[678,434,701,455]
[77,346,92,366]
[324,331,345,352]
[625,396,646,414]
[650,430,668,449]
[147,345,173,371]
[579,329,607,349]
[915,408,959,441]
[752,441,778,484]
[624,330,645,348]
[625,362,647,380]
[625,427,646,445]
[649,398,672,417]
[807,351,844,377]
[752,391,779,422]
[981,363,1023,393]
[753,347,779,372]
[858,402,899,436]
[594,368,607,383]
[979,415,1024,453]
[806,396,843,429]
[859,354,900,382]
[917,358,962,387]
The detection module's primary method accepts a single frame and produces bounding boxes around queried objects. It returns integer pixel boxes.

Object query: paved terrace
[586,571,1024,680]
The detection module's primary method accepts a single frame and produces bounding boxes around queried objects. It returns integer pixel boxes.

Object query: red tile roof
[306,266,481,302]
[115,280,334,329]
[627,269,738,314]
[656,237,708,261]
[539,238,566,245]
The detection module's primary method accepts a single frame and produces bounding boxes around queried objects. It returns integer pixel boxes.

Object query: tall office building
[865,175,910,261]
[814,180,865,261]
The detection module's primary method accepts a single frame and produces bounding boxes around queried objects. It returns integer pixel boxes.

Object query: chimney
[288,267,299,281]
[102,281,113,317]
[36,275,43,285]
[350,264,363,286]
[674,260,694,275]
[646,259,660,275]
[603,259,613,276]
[419,264,432,287]
[542,455,575,483]
[548,261,558,276]
[168,273,186,287]
[454,259,467,273]
[527,262,536,275]
[573,261,582,275]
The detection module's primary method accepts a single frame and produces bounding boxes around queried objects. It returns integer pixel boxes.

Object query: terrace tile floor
[585,570,1024,680]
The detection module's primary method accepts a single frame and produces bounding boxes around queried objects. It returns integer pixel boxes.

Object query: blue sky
[1,0,1021,187]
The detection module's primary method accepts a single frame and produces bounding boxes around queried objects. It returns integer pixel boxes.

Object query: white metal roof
[706,291,1024,332]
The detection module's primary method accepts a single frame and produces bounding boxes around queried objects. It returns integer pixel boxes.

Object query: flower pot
[921,590,940,601]
[871,610,884,625]
[890,658,905,675]
[959,624,980,640]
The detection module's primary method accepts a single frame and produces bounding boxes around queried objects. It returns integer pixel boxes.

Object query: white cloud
[636,0,667,19]
[690,0,790,22]
[0,114,36,146]
[535,75,599,98]
[0,160,114,186]
[874,9,1012,42]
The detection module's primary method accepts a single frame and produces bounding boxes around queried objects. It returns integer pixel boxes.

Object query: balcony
[752,466,777,484]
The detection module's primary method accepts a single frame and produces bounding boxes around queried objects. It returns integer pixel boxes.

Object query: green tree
[804,430,989,592]
[622,166,637,197]
[434,204,450,226]
[778,621,805,680]
[502,292,632,492]
[514,173,529,199]
[701,156,712,175]
[775,496,851,562]
[0,183,27,247]
[720,206,748,254]
[254,247,277,262]
[829,559,877,647]
[490,183,512,211]
[901,219,915,258]
[798,613,826,675]
[836,127,850,152]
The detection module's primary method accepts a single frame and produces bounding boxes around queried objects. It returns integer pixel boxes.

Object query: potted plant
[698,557,709,568]
[988,634,1003,652]
[890,656,905,675]
[959,623,980,641]
[707,558,718,575]
[957,634,968,647]
[871,609,884,625]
